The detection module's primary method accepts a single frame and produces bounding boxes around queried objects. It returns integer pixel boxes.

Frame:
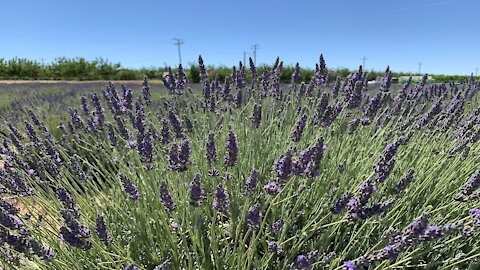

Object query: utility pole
[361,56,367,69]
[243,51,246,66]
[173,38,184,66]
[251,44,259,66]
[476,67,478,76]
[418,62,422,75]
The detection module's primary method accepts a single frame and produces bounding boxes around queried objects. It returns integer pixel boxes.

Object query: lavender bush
[0,55,479,270]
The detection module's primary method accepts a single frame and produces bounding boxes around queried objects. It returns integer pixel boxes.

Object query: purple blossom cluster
[344,212,472,269]
[205,131,217,163]
[0,199,55,261]
[159,181,176,213]
[247,203,262,229]
[373,138,402,183]
[454,171,480,202]
[290,250,318,270]
[119,173,140,200]
[95,214,113,245]
[291,115,307,142]
[224,130,239,167]
[245,169,260,196]
[212,184,230,214]
[252,103,262,128]
[167,139,191,172]
[345,179,395,220]
[189,174,205,207]
[56,186,92,250]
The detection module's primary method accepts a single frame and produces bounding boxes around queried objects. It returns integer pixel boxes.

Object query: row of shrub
[0,57,476,83]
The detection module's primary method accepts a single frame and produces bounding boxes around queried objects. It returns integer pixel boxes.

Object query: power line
[361,56,368,70]
[173,38,184,66]
[251,44,259,66]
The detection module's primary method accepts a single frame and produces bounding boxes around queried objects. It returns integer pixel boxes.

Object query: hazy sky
[1,0,479,75]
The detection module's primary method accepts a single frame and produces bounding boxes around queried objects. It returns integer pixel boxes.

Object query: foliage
[0,56,479,270]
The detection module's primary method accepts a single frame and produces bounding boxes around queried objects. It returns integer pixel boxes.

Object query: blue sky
[1,0,478,75]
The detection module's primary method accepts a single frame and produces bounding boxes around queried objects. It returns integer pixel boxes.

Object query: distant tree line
[0,57,474,83]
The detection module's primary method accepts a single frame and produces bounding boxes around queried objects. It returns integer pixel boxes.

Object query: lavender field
[0,56,479,270]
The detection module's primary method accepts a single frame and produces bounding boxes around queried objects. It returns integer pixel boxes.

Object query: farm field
[0,58,479,270]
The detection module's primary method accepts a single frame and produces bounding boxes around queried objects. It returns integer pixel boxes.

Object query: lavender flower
[159,118,171,144]
[80,95,90,113]
[119,173,140,200]
[247,203,262,229]
[176,64,188,90]
[212,184,230,214]
[178,139,191,165]
[291,115,307,142]
[330,192,354,214]
[199,55,207,81]
[167,140,191,172]
[273,151,293,182]
[224,130,239,167]
[292,251,317,270]
[252,103,262,128]
[373,139,402,183]
[249,57,257,79]
[159,181,175,212]
[205,131,217,163]
[394,168,415,193]
[245,169,259,196]
[268,241,282,254]
[291,62,301,84]
[106,123,118,146]
[264,182,282,195]
[167,108,184,138]
[124,264,140,270]
[56,187,92,250]
[271,218,284,233]
[454,171,480,202]
[115,116,130,140]
[95,214,113,245]
[470,209,480,227]
[189,174,205,207]
[56,186,78,211]
[344,260,358,269]
[142,75,151,105]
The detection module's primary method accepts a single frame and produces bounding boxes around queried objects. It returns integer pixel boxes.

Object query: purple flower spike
[124,264,140,270]
[247,203,262,229]
[267,241,282,254]
[293,253,317,270]
[344,261,357,270]
[95,214,113,245]
[159,181,176,212]
[264,182,282,195]
[291,114,308,142]
[470,209,480,227]
[206,131,218,163]
[271,218,284,233]
[189,174,205,207]
[224,130,239,167]
[119,173,140,200]
[245,169,260,196]
[212,184,230,214]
